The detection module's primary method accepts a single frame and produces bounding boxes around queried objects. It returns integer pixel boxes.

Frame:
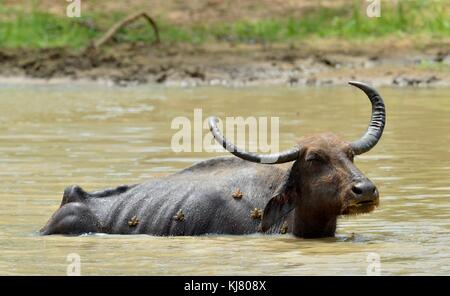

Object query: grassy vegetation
[0,0,449,49]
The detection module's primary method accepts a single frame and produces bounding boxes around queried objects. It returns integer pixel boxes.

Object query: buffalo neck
[292,206,338,238]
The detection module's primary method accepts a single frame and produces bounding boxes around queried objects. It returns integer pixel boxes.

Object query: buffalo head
[208,81,386,238]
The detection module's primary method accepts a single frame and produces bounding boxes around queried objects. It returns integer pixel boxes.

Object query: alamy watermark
[171,109,280,154]
[366,0,381,18]
[366,252,381,275]
[66,0,81,18]
[66,253,81,276]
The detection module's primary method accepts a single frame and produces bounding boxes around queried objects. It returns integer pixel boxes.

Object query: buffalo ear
[261,162,299,232]
[261,192,295,232]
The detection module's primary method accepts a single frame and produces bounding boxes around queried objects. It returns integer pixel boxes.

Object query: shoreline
[1,74,449,88]
[1,42,449,88]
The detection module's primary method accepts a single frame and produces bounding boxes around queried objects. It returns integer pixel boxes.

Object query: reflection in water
[0,84,449,275]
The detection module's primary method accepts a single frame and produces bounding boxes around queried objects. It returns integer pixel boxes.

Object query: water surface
[0,83,449,275]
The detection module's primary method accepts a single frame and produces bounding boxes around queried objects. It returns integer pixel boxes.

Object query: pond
[0,83,449,275]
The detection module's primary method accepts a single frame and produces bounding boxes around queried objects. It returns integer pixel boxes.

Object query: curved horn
[349,81,386,155]
[208,117,300,164]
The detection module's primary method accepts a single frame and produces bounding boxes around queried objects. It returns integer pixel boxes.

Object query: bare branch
[93,11,160,48]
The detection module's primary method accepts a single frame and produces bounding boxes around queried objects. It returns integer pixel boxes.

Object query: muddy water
[0,83,449,275]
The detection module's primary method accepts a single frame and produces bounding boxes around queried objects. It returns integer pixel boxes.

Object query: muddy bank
[1,42,449,87]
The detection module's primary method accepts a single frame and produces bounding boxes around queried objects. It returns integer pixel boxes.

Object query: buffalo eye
[306,152,325,163]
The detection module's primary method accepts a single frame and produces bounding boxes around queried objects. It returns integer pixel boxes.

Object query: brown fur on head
[262,133,379,238]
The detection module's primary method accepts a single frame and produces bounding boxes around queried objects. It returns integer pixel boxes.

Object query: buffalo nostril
[352,181,377,198]
[352,185,363,195]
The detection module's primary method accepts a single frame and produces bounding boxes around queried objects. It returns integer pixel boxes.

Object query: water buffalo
[41,81,385,238]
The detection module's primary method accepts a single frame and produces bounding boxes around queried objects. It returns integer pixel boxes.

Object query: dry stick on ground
[93,11,160,48]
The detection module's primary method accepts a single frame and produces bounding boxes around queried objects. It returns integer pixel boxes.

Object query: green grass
[0,0,449,49]
[0,6,96,48]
